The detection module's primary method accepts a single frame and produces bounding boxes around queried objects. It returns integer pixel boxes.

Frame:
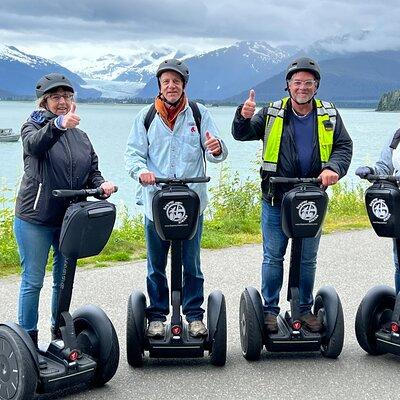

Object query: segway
[0,187,119,400]
[355,174,400,356]
[126,177,227,367]
[239,177,344,360]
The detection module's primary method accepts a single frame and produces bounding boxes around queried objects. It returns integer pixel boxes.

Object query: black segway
[0,187,119,400]
[239,177,344,360]
[355,174,400,356]
[126,177,227,367]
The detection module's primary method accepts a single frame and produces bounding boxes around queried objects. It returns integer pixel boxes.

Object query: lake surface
[0,101,399,215]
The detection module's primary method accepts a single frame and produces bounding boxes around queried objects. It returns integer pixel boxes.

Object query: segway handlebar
[52,186,118,198]
[363,174,399,183]
[269,177,322,185]
[154,177,211,184]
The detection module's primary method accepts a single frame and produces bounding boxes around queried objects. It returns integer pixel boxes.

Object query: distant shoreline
[0,97,379,109]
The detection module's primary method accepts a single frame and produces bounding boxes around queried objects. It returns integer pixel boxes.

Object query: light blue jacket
[125,101,228,220]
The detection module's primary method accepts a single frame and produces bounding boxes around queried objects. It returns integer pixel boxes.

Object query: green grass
[0,174,370,278]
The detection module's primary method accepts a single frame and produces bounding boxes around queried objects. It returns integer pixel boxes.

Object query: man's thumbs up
[241,89,256,119]
[70,102,76,114]
[61,102,80,129]
[205,130,222,156]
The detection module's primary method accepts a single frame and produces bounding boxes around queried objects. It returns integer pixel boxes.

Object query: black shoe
[264,313,278,333]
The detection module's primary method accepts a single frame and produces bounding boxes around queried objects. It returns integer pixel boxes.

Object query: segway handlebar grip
[154,177,211,184]
[269,177,322,185]
[52,186,118,198]
[364,174,398,183]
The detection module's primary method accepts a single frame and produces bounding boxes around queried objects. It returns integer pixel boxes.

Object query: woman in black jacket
[14,73,115,346]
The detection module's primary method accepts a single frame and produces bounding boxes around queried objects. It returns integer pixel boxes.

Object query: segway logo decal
[297,201,318,223]
[164,201,188,224]
[369,198,390,221]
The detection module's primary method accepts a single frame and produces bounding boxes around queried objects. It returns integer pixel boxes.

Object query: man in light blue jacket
[125,59,228,338]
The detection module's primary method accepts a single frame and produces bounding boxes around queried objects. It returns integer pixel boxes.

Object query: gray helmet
[35,73,74,98]
[285,57,321,82]
[156,58,189,86]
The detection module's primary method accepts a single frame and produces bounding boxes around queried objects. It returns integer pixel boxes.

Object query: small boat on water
[0,128,20,142]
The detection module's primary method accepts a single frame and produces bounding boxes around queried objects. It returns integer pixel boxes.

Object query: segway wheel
[313,287,344,359]
[355,285,395,355]
[126,291,146,367]
[239,291,263,361]
[209,295,227,366]
[73,306,120,387]
[0,325,37,400]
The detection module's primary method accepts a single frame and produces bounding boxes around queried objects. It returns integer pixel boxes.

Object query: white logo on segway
[297,201,318,223]
[164,201,188,224]
[369,198,390,221]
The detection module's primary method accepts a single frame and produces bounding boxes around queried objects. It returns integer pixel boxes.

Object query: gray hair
[36,94,48,110]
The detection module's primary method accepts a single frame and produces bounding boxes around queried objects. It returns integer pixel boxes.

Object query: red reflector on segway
[292,321,302,331]
[391,322,399,333]
[69,350,79,361]
[171,325,182,336]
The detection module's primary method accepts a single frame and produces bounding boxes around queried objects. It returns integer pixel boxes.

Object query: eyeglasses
[289,79,316,88]
[48,93,74,102]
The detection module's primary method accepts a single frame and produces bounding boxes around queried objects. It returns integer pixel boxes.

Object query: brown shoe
[300,312,322,332]
[264,313,278,333]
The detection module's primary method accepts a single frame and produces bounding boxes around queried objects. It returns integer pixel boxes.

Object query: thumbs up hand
[61,102,81,129]
[241,89,256,119]
[205,131,222,156]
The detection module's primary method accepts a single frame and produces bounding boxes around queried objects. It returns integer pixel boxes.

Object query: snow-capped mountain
[0,45,100,98]
[62,47,193,98]
[138,41,298,100]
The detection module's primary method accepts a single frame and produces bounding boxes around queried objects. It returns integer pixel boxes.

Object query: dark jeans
[261,201,321,315]
[144,215,204,322]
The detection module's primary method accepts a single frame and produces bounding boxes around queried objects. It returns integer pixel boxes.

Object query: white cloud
[0,0,398,60]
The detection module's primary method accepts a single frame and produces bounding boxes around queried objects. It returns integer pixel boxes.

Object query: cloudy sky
[0,0,398,62]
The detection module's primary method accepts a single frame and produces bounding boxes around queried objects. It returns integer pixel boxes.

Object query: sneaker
[188,320,208,337]
[264,313,278,333]
[300,312,322,332]
[146,321,165,338]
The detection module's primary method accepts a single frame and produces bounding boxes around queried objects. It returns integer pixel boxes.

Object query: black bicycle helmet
[285,57,321,82]
[156,59,189,86]
[35,73,74,98]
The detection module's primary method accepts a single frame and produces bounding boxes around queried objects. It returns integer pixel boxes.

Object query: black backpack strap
[188,101,207,171]
[144,104,157,132]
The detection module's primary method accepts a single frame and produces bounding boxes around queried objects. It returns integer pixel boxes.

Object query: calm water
[0,101,399,215]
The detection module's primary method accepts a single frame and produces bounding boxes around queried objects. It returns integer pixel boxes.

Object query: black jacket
[231,98,353,203]
[15,110,105,226]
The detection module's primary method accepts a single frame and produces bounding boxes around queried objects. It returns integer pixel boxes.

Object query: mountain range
[0,31,399,105]
[229,50,400,104]
[0,45,100,99]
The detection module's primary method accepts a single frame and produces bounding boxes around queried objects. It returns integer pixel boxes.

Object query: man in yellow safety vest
[231,57,352,333]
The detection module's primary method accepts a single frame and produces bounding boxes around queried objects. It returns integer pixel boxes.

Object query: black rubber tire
[209,295,227,366]
[0,325,37,400]
[74,317,120,387]
[126,293,146,367]
[239,291,263,361]
[355,287,395,355]
[315,296,345,359]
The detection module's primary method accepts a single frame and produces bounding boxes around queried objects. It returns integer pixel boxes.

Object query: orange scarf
[154,94,187,130]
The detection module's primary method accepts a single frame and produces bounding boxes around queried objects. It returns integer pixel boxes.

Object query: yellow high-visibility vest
[262,97,337,172]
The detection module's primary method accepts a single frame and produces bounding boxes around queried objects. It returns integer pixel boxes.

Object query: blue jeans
[145,215,204,323]
[14,217,65,333]
[261,200,321,316]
